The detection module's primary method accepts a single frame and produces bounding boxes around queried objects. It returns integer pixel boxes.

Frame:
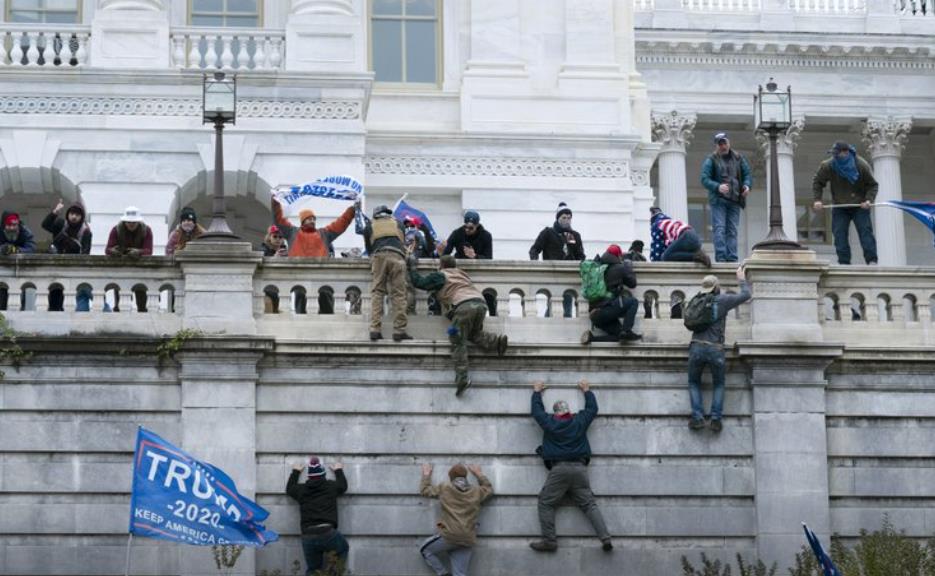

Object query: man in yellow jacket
[419,463,493,576]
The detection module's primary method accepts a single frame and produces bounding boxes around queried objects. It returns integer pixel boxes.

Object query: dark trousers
[831,207,877,265]
[590,295,638,341]
[662,229,702,262]
[301,529,349,575]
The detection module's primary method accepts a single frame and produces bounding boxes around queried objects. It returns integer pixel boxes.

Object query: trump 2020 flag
[885,200,935,247]
[803,523,842,576]
[394,199,438,241]
[272,175,363,206]
[129,427,278,547]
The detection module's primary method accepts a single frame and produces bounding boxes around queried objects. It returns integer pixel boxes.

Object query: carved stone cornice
[651,110,696,152]
[755,118,805,156]
[0,96,361,120]
[364,156,629,179]
[862,116,912,159]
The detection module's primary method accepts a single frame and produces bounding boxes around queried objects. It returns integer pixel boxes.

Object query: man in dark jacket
[687,266,751,433]
[442,210,493,260]
[700,132,752,263]
[529,202,585,262]
[287,456,349,574]
[530,380,612,553]
[582,245,641,344]
[364,205,410,342]
[105,206,153,258]
[42,199,91,254]
[812,140,879,265]
[624,240,646,262]
[0,212,36,255]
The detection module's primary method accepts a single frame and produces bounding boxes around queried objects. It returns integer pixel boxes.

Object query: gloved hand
[406,253,419,271]
[1,244,17,255]
[126,248,141,259]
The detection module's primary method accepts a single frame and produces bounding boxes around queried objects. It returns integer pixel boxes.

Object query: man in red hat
[582,244,641,344]
[0,211,36,255]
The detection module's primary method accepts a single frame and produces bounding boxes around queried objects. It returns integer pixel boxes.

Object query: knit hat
[179,207,197,224]
[66,204,85,220]
[629,240,644,252]
[463,210,480,225]
[307,456,325,478]
[556,202,572,219]
[3,213,19,226]
[372,205,392,218]
[448,463,468,480]
[606,244,623,258]
[121,206,144,223]
[299,208,316,223]
[699,275,720,294]
[553,400,570,414]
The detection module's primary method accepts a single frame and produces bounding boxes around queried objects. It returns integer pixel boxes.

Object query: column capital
[755,118,805,156]
[651,110,696,152]
[862,116,912,159]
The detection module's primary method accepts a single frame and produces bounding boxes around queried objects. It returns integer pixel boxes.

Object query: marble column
[651,111,696,223]
[863,116,911,266]
[756,119,805,243]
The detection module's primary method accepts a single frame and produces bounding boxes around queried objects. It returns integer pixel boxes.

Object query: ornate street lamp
[753,78,804,251]
[199,71,238,239]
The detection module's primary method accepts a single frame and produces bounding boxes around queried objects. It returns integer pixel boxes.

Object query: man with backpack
[684,266,751,432]
[580,244,641,344]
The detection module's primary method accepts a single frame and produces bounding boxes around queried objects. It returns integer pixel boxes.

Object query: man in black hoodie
[582,244,641,344]
[42,199,92,254]
[287,456,349,574]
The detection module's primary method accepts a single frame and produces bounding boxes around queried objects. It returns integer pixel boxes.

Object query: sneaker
[619,331,643,342]
[455,379,472,397]
[497,334,509,356]
[602,538,614,552]
[709,419,723,433]
[529,540,558,552]
[392,332,413,342]
[369,332,383,342]
[689,417,705,431]
[580,330,592,345]
[693,250,712,268]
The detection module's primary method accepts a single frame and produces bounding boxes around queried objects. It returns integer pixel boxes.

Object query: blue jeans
[589,295,638,341]
[688,342,726,421]
[831,207,877,265]
[301,529,349,575]
[710,196,742,262]
[662,229,702,262]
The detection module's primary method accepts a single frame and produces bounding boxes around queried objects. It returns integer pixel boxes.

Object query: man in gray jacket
[687,266,751,432]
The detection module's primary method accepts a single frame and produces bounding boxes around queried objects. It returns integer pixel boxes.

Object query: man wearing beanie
[42,198,91,255]
[530,202,586,317]
[0,211,36,255]
[272,196,357,258]
[442,209,493,260]
[165,207,205,255]
[363,204,411,342]
[582,244,641,344]
[286,456,349,573]
[419,462,493,576]
[530,379,613,553]
[624,240,646,262]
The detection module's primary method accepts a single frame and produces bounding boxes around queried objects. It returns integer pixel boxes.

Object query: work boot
[392,332,413,342]
[619,331,643,342]
[529,540,558,552]
[693,249,712,267]
[602,538,614,552]
[455,378,472,397]
[709,419,723,433]
[689,417,705,431]
[497,334,509,356]
[580,330,592,345]
[369,332,383,342]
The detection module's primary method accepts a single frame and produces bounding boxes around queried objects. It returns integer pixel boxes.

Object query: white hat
[121,206,144,223]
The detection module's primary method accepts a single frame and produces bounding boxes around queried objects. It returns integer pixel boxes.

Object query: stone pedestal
[285,0,367,73]
[745,249,825,342]
[90,0,169,68]
[652,111,696,223]
[175,241,262,335]
[863,117,911,266]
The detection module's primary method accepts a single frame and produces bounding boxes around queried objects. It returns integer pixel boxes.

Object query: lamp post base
[752,238,807,251]
[199,218,239,240]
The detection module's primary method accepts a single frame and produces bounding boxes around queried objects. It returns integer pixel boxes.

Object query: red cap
[3,214,19,226]
[606,244,623,258]
[404,215,422,227]
[267,225,281,236]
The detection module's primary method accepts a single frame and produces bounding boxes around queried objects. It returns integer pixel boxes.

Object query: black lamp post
[200,71,239,239]
[753,78,804,251]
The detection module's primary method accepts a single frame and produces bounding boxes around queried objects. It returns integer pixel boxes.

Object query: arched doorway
[0,165,81,253]
[172,170,273,248]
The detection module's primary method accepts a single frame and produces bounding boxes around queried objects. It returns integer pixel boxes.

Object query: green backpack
[683,292,719,331]
[580,260,613,303]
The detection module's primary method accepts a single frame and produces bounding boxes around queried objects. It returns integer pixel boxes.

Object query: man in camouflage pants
[409,255,508,396]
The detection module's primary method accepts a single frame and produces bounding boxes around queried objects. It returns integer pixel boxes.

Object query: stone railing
[790,0,866,12]
[894,0,934,14]
[683,0,762,11]
[169,27,284,71]
[0,24,89,67]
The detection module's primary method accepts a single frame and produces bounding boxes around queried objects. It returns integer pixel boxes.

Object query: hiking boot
[529,540,558,552]
[369,332,383,342]
[580,330,592,345]
[392,332,413,342]
[602,538,614,552]
[455,379,472,397]
[693,250,712,267]
[689,417,705,431]
[709,419,723,433]
[497,334,509,356]
[619,331,643,342]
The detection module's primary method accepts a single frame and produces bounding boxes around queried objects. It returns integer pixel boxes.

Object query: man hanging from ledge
[287,456,349,575]
[408,254,508,396]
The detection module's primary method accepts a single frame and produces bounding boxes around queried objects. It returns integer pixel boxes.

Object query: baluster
[60,33,75,66]
[0,32,10,66]
[253,36,267,70]
[147,291,160,313]
[10,33,24,66]
[220,35,234,70]
[204,36,219,69]
[172,35,186,68]
[187,34,201,69]
[25,33,39,66]
[269,37,283,70]
[35,289,49,312]
[37,32,50,66]
[74,33,87,66]
[235,36,249,70]
[62,289,76,312]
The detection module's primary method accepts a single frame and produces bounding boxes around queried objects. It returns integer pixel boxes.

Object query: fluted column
[651,111,695,223]
[863,117,911,266]
[755,119,804,242]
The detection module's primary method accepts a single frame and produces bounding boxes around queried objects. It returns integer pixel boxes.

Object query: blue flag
[885,200,935,247]
[272,175,363,206]
[394,199,438,241]
[803,523,842,576]
[129,427,278,547]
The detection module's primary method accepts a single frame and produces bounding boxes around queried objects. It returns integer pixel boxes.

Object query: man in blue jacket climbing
[529,379,612,553]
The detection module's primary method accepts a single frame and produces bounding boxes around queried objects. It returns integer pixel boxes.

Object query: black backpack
[683,292,719,332]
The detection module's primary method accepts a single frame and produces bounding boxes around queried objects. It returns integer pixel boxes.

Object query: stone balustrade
[0,25,89,68]
[169,27,284,71]
[790,0,866,13]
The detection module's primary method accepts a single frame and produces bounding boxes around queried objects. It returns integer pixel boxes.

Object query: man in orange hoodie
[272,197,357,258]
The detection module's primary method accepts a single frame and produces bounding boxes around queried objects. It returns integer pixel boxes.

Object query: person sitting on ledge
[649,206,710,266]
[105,206,152,259]
[582,244,641,345]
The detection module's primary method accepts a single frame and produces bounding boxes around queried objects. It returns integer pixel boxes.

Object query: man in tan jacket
[419,463,493,576]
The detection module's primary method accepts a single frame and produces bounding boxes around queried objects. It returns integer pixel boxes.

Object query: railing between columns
[170,27,284,71]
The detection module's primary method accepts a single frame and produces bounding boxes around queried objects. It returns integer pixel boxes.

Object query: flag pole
[392,193,408,213]
[821,202,887,209]
[124,533,133,576]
